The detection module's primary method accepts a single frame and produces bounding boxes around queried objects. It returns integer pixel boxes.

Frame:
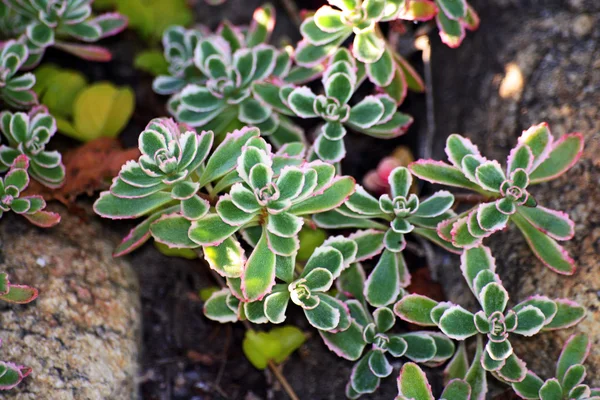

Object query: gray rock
[433,0,600,385]
[0,207,140,399]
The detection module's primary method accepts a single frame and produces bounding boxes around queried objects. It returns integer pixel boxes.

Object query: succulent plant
[317,262,454,399]
[312,166,458,306]
[243,237,357,331]
[152,26,205,95]
[2,0,127,66]
[0,106,65,188]
[0,341,32,390]
[512,334,600,400]
[95,121,356,306]
[256,48,413,162]
[394,246,585,383]
[410,124,583,274]
[295,0,477,101]
[394,339,487,400]
[0,40,37,108]
[0,154,60,226]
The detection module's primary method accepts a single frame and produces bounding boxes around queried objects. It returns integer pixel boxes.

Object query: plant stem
[206,267,301,400]
[268,360,300,400]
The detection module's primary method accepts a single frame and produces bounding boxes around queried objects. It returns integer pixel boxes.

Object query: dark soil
[42,0,481,398]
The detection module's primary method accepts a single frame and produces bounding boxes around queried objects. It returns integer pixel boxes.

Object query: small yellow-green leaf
[72,82,135,141]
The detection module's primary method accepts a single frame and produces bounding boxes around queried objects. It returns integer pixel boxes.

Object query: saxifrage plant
[255,48,413,162]
[394,245,585,382]
[94,120,356,304]
[512,333,600,400]
[1,0,127,65]
[0,106,65,188]
[0,40,37,109]
[88,1,594,399]
[410,124,583,275]
[0,154,60,226]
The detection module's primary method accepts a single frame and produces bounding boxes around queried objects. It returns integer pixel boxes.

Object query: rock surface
[433,0,600,385]
[0,207,140,399]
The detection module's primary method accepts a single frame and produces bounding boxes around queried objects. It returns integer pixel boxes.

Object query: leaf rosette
[0,105,64,188]
[394,246,586,383]
[410,124,583,274]
[512,333,600,400]
[3,0,127,66]
[0,40,37,108]
[0,154,60,227]
[317,264,455,399]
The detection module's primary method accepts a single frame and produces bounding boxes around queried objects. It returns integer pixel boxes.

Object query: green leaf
[188,213,240,246]
[511,213,575,275]
[516,206,574,241]
[394,294,438,326]
[556,333,589,382]
[365,250,407,307]
[444,342,469,380]
[204,288,239,323]
[304,297,341,330]
[0,284,38,304]
[436,0,467,19]
[242,325,306,370]
[348,96,385,130]
[513,305,546,336]
[512,371,545,399]
[519,123,553,170]
[150,214,198,248]
[479,282,508,315]
[396,362,434,399]
[94,191,173,219]
[325,72,354,105]
[436,8,465,48]
[320,320,366,361]
[353,30,385,64]
[247,4,275,47]
[445,134,481,167]
[366,47,395,87]
[287,86,318,118]
[368,349,392,378]
[507,144,533,174]
[350,354,380,394]
[440,379,471,400]
[203,236,245,278]
[561,364,586,395]
[477,202,509,232]
[414,190,454,218]
[544,299,585,331]
[264,290,291,324]
[464,337,487,399]
[476,161,506,193]
[439,306,477,340]
[289,177,355,216]
[496,354,527,383]
[512,295,557,324]
[401,332,437,363]
[460,245,496,293]
[486,339,512,362]
[198,127,259,186]
[409,160,481,191]
[529,133,583,184]
[242,230,277,301]
[539,378,562,400]
[351,229,386,261]
[72,82,135,141]
[337,265,366,304]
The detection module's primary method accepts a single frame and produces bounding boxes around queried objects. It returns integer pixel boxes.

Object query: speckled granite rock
[433,0,600,385]
[0,207,140,399]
